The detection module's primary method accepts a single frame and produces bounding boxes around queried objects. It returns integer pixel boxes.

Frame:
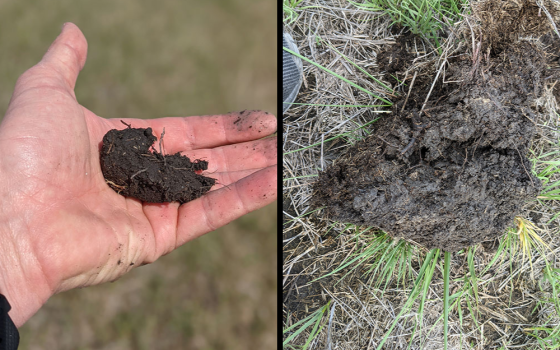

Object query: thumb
[40,22,88,91]
[16,23,88,95]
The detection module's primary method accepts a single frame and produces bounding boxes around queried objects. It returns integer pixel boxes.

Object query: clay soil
[312,0,559,252]
[100,123,215,204]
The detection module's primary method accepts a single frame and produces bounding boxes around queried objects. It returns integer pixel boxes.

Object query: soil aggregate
[100,122,216,204]
[312,0,560,252]
[377,28,418,86]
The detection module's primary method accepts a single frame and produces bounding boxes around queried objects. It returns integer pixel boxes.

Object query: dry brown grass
[283,1,560,349]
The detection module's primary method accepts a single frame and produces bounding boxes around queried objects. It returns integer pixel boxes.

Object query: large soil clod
[100,123,216,204]
[313,0,559,252]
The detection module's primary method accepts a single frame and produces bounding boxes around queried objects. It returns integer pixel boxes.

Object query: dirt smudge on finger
[227,109,272,132]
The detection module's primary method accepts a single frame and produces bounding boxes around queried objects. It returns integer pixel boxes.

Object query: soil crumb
[100,123,216,204]
[313,0,559,252]
[377,29,417,86]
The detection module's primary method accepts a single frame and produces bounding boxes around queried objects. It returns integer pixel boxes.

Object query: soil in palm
[100,123,215,204]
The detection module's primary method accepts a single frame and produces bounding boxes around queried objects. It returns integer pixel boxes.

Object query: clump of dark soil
[100,122,216,204]
[377,29,417,86]
[313,0,560,252]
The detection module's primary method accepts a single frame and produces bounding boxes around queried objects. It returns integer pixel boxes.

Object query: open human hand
[0,23,277,327]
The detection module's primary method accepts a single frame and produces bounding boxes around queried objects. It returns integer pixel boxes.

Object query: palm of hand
[0,23,276,327]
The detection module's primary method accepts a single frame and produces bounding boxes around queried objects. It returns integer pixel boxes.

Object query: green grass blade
[467,247,480,312]
[283,117,381,155]
[283,315,318,344]
[443,251,451,350]
[375,249,439,350]
[283,301,330,347]
[318,38,395,93]
[481,239,506,275]
[283,47,393,105]
[416,249,440,338]
[302,302,330,350]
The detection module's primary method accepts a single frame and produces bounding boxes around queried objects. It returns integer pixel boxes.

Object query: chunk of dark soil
[100,123,216,204]
[312,0,559,252]
[377,30,417,86]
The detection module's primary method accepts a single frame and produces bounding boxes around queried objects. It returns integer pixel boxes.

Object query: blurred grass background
[0,0,277,349]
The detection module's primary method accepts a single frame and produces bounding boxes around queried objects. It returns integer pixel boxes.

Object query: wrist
[0,212,53,327]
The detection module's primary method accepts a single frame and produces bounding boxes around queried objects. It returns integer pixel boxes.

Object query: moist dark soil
[100,123,216,204]
[377,30,418,86]
[312,0,560,252]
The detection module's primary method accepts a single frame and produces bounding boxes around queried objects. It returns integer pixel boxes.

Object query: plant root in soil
[100,122,216,204]
[312,0,559,252]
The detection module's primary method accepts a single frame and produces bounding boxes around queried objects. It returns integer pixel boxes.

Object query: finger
[182,136,277,173]
[1,23,88,151]
[107,109,277,151]
[13,22,87,98]
[88,112,276,172]
[139,166,274,260]
[135,166,265,260]
[41,23,88,90]
[206,168,263,189]
[140,201,180,259]
[175,165,277,246]
[138,166,264,259]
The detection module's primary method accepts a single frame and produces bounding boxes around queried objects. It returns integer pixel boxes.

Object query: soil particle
[231,109,266,131]
[312,0,558,252]
[100,123,216,204]
[377,31,417,86]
